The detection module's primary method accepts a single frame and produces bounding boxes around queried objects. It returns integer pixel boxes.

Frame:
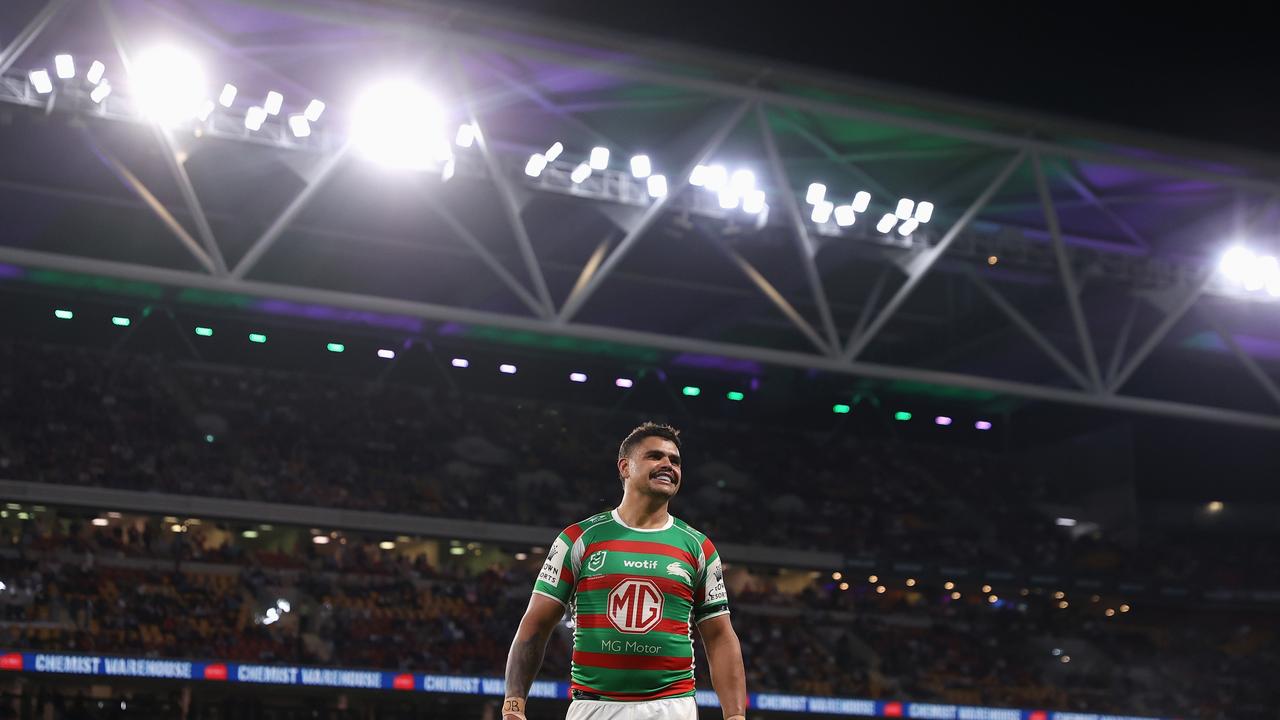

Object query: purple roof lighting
[670,353,764,374]
[0,263,24,280]
[253,299,423,332]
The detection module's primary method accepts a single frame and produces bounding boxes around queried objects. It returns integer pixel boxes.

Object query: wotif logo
[607,578,664,634]
[622,559,658,570]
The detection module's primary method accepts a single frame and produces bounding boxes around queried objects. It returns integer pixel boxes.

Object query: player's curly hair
[617,421,682,463]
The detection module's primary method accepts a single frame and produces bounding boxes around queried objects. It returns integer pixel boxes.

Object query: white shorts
[565,696,697,720]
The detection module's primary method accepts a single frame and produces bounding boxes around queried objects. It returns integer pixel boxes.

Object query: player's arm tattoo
[504,633,549,700]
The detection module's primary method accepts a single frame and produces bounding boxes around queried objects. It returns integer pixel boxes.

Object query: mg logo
[607,578,664,634]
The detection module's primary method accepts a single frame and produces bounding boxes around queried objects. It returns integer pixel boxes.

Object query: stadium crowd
[1,341,1275,591]
[0,515,1274,719]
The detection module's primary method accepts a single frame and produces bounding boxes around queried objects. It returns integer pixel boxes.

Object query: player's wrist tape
[502,697,526,718]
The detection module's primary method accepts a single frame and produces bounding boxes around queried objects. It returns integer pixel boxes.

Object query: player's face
[620,436,683,500]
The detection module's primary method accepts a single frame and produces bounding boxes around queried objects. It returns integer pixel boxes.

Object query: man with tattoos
[502,422,747,720]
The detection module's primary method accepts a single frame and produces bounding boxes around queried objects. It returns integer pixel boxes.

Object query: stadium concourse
[2,0,1280,719]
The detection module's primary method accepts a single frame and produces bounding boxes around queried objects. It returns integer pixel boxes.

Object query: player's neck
[614,496,671,530]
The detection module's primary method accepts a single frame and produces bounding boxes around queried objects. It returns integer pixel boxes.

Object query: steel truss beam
[557,101,751,322]
[0,0,71,76]
[845,151,1027,360]
[99,0,228,275]
[1033,153,1103,391]
[457,55,556,318]
[757,103,841,355]
[2,243,1279,430]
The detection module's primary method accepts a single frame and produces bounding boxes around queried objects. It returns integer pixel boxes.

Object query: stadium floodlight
[304,99,325,121]
[242,530,258,538]
[525,153,548,178]
[914,201,935,223]
[194,326,213,337]
[689,164,709,187]
[833,205,856,227]
[935,416,952,426]
[647,174,668,199]
[545,141,564,162]
[718,189,739,210]
[326,342,344,353]
[589,146,610,170]
[569,372,587,383]
[704,164,728,192]
[1055,517,1077,527]
[244,106,267,131]
[630,154,651,178]
[379,541,395,550]
[682,386,701,397]
[898,218,921,236]
[895,198,915,219]
[111,316,130,327]
[89,83,112,104]
[810,200,834,224]
[615,377,634,388]
[197,100,215,121]
[499,363,517,374]
[975,420,992,430]
[1207,500,1224,513]
[130,45,208,125]
[894,411,912,421]
[276,599,291,613]
[726,391,744,401]
[441,157,456,183]
[29,69,53,94]
[876,213,898,234]
[92,518,109,527]
[263,91,283,116]
[377,349,395,359]
[54,54,74,79]
[1263,256,1280,296]
[1218,245,1253,284]
[218,83,237,107]
[312,535,330,545]
[54,309,73,320]
[730,169,755,195]
[743,189,766,215]
[451,358,469,368]
[805,183,826,205]
[570,162,591,184]
[351,80,451,170]
[833,404,851,414]
[852,190,871,213]
[86,60,106,85]
[455,122,476,148]
[288,115,311,138]
[248,333,267,343]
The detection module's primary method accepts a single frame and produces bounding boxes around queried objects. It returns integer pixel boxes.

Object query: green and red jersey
[532,509,730,701]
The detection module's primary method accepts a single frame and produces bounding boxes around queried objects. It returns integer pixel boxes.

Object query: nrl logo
[665,562,691,583]
[586,551,607,572]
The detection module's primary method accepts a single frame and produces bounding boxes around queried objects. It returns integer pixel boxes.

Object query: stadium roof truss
[3,0,1280,429]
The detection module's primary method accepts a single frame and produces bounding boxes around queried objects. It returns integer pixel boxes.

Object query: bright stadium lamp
[833,205,856,227]
[54,54,75,79]
[852,190,871,213]
[1218,245,1253,285]
[130,45,209,126]
[86,60,106,85]
[351,79,450,170]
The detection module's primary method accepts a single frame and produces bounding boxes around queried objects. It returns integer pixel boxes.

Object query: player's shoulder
[670,516,711,544]
[562,510,615,542]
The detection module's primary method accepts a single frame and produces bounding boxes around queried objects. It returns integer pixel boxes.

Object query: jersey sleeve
[531,524,584,607]
[693,537,730,624]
